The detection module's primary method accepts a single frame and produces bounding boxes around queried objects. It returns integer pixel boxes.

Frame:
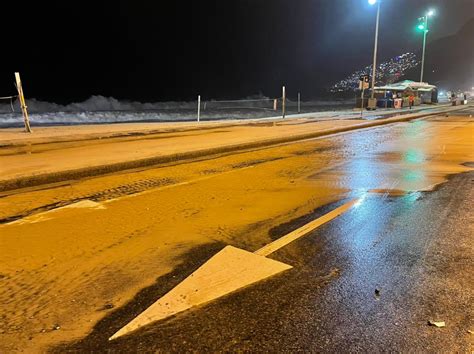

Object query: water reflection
[404,149,426,164]
[403,120,426,138]
[402,169,424,183]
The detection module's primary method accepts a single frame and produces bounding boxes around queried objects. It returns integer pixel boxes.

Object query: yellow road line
[254,198,359,257]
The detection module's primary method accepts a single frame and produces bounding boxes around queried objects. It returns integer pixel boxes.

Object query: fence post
[15,72,32,133]
[197,95,201,123]
[298,92,301,114]
[282,86,286,119]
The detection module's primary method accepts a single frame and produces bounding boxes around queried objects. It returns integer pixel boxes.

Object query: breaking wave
[0,95,353,127]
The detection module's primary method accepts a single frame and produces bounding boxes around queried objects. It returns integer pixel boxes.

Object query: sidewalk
[0,104,468,192]
[0,104,446,146]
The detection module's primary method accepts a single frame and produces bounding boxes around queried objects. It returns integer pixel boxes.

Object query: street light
[368,0,381,109]
[419,9,435,83]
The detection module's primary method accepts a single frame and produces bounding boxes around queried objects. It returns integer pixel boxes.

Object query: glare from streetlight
[368,0,377,5]
[427,9,435,17]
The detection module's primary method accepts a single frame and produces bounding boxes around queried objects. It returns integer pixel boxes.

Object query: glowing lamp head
[368,0,377,5]
[427,9,435,17]
[418,24,426,30]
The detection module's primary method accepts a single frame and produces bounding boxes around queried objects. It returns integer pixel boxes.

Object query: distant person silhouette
[409,94,415,109]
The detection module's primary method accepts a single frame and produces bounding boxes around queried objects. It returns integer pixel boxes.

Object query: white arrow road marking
[109,198,359,340]
[109,246,292,341]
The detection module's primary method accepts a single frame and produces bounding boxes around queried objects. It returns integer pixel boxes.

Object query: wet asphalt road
[2,111,472,352]
[56,169,474,352]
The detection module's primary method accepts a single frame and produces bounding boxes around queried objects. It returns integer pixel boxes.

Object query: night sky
[0,0,472,103]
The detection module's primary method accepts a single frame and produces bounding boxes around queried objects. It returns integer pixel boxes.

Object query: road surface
[0,111,473,352]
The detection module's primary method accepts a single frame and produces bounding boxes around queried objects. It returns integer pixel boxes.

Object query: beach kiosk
[372,80,438,108]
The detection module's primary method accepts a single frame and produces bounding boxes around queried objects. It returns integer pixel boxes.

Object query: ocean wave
[0,95,353,127]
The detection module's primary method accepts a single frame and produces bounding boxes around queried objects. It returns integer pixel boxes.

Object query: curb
[0,105,470,193]
[0,104,452,148]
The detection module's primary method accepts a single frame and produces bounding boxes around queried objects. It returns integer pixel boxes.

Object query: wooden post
[282,86,286,119]
[197,95,201,123]
[15,72,32,133]
[297,92,301,114]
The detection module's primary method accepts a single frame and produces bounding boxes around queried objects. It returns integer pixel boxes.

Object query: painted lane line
[2,166,257,226]
[5,200,105,226]
[104,165,256,204]
[109,198,359,340]
[254,198,359,257]
[5,139,351,225]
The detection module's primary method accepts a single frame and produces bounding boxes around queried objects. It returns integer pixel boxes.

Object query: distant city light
[330,52,420,92]
[368,0,377,5]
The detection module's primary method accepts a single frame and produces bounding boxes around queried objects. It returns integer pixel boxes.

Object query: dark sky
[0,0,472,103]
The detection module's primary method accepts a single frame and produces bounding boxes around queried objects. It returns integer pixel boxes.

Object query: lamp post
[368,0,381,109]
[419,10,435,83]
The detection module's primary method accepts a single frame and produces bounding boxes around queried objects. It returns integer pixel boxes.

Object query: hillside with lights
[330,53,420,92]
[331,18,474,93]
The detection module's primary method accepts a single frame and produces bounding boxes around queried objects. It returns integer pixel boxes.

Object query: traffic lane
[57,171,474,352]
[2,115,472,222]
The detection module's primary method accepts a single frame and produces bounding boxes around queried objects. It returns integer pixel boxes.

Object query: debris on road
[427,320,446,328]
[374,288,381,300]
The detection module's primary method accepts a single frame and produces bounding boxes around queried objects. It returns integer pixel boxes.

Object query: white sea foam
[0,95,353,127]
